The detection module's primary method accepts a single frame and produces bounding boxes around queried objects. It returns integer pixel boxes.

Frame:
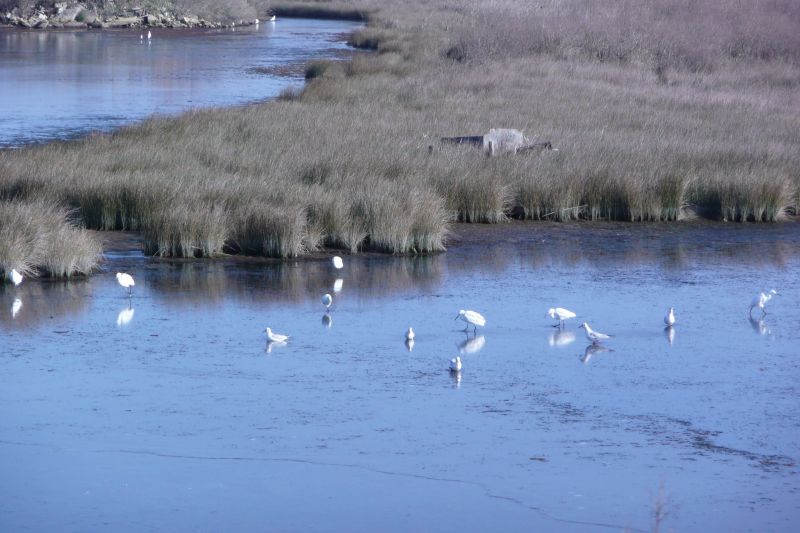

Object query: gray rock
[17,18,32,28]
[106,16,140,28]
[143,14,160,25]
[33,18,49,29]
[89,19,104,29]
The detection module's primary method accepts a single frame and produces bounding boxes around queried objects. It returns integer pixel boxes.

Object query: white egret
[117,307,135,327]
[254,18,260,24]
[579,322,612,344]
[322,293,333,309]
[749,289,777,316]
[333,278,344,293]
[458,335,486,354]
[455,309,485,333]
[264,327,289,343]
[405,327,415,340]
[548,329,576,347]
[9,269,23,286]
[664,307,676,326]
[332,256,344,269]
[116,272,135,296]
[449,356,462,372]
[270,15,276,22]
[11,298,22,319]
[546,307,576,327]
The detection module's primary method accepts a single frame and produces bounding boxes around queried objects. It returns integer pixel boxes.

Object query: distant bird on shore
[254,18,259,24]
[147,30,152,40]
[139,33,143,40]
[116,272,135,296]
[8,269,23,286]
[405,327,415,340]
[270,15,276,22]
[749,289,777,316]
[546,307,576,328]
[265,327,289,343]
[332,256,344,269]
[322,293,333,309]
[664,307,676,326]
[579,322,611,344]
[449,356,462,373]
[455,309,485,333]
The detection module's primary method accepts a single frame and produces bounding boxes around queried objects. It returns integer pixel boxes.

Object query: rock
[180,15,199,26]
[33,18,49,29]
[54,5,86,23]
[106,16,140,28]
[89,19,104,29]
[143,14,160,25]
[17,18,32,28]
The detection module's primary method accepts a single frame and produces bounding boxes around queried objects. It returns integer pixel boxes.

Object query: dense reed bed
[1,0,798,262]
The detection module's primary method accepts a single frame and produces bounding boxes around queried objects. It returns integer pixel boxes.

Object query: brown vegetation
[1,0,798,264]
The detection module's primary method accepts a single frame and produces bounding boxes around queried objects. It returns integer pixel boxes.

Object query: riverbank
[1,0,799,278]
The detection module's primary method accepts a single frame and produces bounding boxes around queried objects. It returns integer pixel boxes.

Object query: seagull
[405,327,415,340]
[449,356,462,372]
[9,269,23,286]
[322,293,333,309]
[749,289,777,316]
[264,327,289,343]
[546,307,576,327]
[332,256,344,269]
[455,309,485,333]
[579,322,611,344]
[664,307,676,326]
[116,272,135,296]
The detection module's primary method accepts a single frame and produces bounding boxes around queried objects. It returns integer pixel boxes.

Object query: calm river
[0,18,359,147]
[1,222,798,531]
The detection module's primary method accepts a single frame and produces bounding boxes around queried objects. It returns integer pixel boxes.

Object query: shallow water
[0,19,358,147]
[1,222,799,531]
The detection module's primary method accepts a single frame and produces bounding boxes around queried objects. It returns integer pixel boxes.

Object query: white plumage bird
[264,327,289,343]
[332,256,344,269]
[546,307,576,327]
[116,272,135,296]
[269,15,276,21]
[322,293,333,309]
[449,356,462,372]
[9,269,23,286]
[405,327,415,340]
[455,309,486,333]
[147,30,152,40]
[579,322,612,344]
[749,289,777,316]
[664,307,676,326]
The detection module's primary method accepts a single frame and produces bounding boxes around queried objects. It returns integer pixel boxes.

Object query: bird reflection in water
[749,316,771,336]
[458,335,486,354]
[405,338,415,352]
[580,343,613,364]
[116,305,134,327]
[265,340,288,354]
[322,312,332,328]
[549,329,576,347]
[664,326,675,346]
[333,278,343,293]
[11,298,22,319]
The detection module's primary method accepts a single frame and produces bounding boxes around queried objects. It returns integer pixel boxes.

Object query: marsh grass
[1,0,798,262]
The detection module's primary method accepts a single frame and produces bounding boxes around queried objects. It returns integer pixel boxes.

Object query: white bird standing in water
[147,30,152,40]
[9,269,23,286]
[455,309,486,333]
[332,256,344,269]
[405,327,415,340]
[322,293,333,309]
[749,289,777,316]
[264,327,289,343]
[116,272,135,296]
[579,322,612,344]
[449,356,462,372]
[664,307,676,326]
[270,15,276,22]
[546,307,576,327]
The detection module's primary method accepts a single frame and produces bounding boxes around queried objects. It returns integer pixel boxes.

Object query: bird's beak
[454,315,459,320]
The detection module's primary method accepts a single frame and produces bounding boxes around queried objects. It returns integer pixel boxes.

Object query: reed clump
[0,200,102,278]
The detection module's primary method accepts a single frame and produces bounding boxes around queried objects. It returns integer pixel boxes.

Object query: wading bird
[664,307,676,326]
[405,327,415,341]
[116,272,135,296]
[322,293,333,309]
[270,15,276,22]
[579,322,612,344]
[147,30,151,40]
[449,356,462,373]
[332,256,344,269]
[749,289,777,316]
[264,327,289,343]
[9,269,23,286]
[546,307,576,327]
[455,309,485,333]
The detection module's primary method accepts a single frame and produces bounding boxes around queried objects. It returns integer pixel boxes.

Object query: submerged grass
[0,0,798,262]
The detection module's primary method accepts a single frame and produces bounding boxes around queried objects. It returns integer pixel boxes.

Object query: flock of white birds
[4,263,780,373]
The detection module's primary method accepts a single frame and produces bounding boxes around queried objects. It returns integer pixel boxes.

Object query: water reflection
[450,369,462,388]
[549,329,576,347]
[664,326,675,346]
[0,282,90,328]
[116,305,135,327]
[405,338,415,352]
[322,312,333,328]
[266,340,288,354]
[458,335,486,354]
[333,278,344,293]
[580,344,613,364]
[10,298,22,319]
[749,316,771,336]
